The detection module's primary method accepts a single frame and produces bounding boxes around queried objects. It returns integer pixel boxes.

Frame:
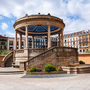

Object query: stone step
[0,67,24,75]
[0,71,24,75]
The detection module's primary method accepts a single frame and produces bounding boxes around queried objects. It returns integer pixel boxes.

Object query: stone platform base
[62,64,90,74]
[25,71,67,75]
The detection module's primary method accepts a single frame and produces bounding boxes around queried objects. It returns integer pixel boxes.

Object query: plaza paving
[0,67,90,90]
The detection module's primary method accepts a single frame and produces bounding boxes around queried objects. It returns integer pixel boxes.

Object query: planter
[25,71,67,75]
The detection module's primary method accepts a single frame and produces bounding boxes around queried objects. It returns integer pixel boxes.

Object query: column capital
[61,28,64,32]
[15,29,17,31]
[32,36,34,38]
[25,25,29,28]
[46,22,51,26]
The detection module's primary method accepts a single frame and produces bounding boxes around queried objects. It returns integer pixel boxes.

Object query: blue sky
[0,0,90,37]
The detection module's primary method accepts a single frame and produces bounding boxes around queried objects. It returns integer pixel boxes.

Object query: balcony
[79,41,88,44]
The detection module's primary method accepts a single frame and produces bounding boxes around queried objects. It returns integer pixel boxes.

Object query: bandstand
[13,13,65,49]
[1,14,78,71]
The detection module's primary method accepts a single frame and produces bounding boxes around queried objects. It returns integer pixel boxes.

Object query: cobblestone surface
[0,74,90,90]
[0,68,90,90]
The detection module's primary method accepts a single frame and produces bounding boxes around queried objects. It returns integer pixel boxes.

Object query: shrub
[27,67,36,72]
[79,61,85,64]
[44,64,56,71]
[56,68,60,71]
[56,67,63,71]
[45,69,51,72]
[36,68,42,72]
[0,50,12,55]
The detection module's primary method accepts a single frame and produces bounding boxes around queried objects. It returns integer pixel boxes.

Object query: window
[0,46,2,49]
[83,36,84,39]
[75,34,76,36]
[21,42,23,45]
[80,45,81,47]
[83,39,84,42]
[73,42,75,45]
[1,42,2,45]
[10,41,13,45]
[83,49,85,52]
[80,50,82,52]
[72,34,73,37]
[69,35,70,37]
[4,46,6,49]
[86,44,88,46]
[17,42,18,45]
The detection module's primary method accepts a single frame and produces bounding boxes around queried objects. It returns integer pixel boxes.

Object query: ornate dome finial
[25,14,28,17]
[48,13,51,16]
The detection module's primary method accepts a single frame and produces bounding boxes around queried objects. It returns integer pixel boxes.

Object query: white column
[15,30,17,50]
[19,33,22,49]
[61,29,64,46]
[58,33,61,47]
[32,36,34,48]
[25,25,28,48]
[48,25,51,48]
[7,39,9,50]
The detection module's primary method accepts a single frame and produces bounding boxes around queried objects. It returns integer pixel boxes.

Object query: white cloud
[1,22,8,30]
[0,0,90,34]
[6,31,15,37]
[0,16,3,19]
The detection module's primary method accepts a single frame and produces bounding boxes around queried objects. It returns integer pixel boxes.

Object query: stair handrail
[26,47,56,63]
[29,48,48,53]
[1,51,13,67]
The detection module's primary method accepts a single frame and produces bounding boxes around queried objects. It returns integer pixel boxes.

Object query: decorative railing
[23,46,78,70]
[16,49,24,53]
[1,52,13,67]
[29,48,48,53]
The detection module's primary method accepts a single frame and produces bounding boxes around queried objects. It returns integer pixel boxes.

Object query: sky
[0,0,90,37]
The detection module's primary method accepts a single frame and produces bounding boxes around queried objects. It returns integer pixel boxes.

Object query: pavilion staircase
[1,48,47,68]
[1,47,78,71]
[23,46,78,70]
[24,47,56,69]
[1,52,13,67]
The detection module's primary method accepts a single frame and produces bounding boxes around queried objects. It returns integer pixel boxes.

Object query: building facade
[28,36,46,48]
[63,31,82,50]
[7,36,57,50]
[7,37,25,50]
[78,30,90,53]
[0,35,7,50]
[45,37,58,48]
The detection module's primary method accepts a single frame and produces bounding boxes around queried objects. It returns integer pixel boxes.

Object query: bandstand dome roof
[13,13,65,36]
